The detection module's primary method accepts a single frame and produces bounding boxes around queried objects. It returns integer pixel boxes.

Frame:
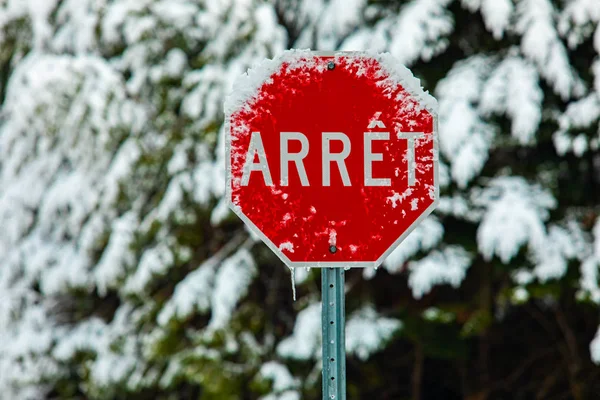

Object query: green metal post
[321,267,346,400]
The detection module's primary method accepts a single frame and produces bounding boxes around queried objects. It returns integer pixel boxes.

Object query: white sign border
[225,50,439,268]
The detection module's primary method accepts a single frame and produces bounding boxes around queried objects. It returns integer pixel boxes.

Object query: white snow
[341,0,453,65]
[314,0,367,50]
[181,65,227,125]
[558,0,600,48]
[124,243,175,294]
[408,246,472,298]
[373,52,438,111]
[95,212,137,296]
[410,198,419,210]
[292,0,367,50]
[580,258,600,303]
[480,54,543,145]
[51,0,102,53]
[224,49,317,119]
[259,362,300,392]
[436,55,495,187]
[473,177,556,264]
[591,327,600,364]
[277,303,322,360]
[578,220,600,303]
[151,0,197,29]
[328,229,337,246]
[436,194,473,220]
[279,241,295,252]
[209,247,257,329]
[157,258,216,326]
[0,0,289,396]
[513,269,535,286]
[278,303,402,361]
[345,306,402,360]
[2,0,600,396]
[554,94,600,156]
[529,223,586,282]
[226,50,438,124]
[462,0,513,39]
[383,216,444,274]
[516,0,583,99]
[53,318,108,361]
[211,197,231,225]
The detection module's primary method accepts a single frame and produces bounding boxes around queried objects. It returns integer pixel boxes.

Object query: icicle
[288,266,297,301]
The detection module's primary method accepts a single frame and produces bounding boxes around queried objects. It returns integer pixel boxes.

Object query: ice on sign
[226,50,439,268]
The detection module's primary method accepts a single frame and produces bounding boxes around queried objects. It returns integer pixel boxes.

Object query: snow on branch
[516,0,584,99]
[51,0,103,53]
[0,48,148,397]
[277,303,322,360]
[123,242,176,295]
[382,216,444,274]
[0,53,145,296]
[293,0,367,50]
[408,246,473,299]
[258,361,300,400]
[0,294,59,399]
[462,0,514,39]
[553,93,600,157]
[157,233,248,327]
[209,243,257,330]
[558,0,600,49]
[0,0,59,50]
[473,176,556,264]
[530,221,588,282]
[480,54,543,145]
[586,222,600,366]
[436,55,496,188]
[345,306,402,360]
[591,326,600,364]
[341,0,453,65]
[94,212,138,296]
[579,219,600,303]
[278,303,402,362]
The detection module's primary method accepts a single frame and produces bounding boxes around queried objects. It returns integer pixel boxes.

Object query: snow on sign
[225,50,439,268]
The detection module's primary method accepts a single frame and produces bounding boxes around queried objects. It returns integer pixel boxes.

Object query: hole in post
[329,284,333,288]
[330,358,335,362]
[331,377,335,381]
[330,321,334,324]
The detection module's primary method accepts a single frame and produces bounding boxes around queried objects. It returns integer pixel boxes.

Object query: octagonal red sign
[225,51,439,268]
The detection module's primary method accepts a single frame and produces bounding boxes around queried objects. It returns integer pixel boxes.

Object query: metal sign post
[225,51,439,400]
[322,268,346,400]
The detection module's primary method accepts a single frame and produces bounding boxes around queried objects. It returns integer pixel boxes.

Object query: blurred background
[1,0,600,399]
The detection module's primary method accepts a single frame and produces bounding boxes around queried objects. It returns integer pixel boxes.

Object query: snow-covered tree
[0,0,599,399]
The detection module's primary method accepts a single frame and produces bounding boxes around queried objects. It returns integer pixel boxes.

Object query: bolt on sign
[225,50,439,268]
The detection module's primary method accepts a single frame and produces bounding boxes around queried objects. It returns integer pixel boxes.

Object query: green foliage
[1,1,600,400]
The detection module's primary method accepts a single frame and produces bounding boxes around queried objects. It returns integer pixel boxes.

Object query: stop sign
[225,51,438,268]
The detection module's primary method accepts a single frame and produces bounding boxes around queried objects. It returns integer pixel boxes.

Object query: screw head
[329,245,337,253]
[327,61,335,70]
